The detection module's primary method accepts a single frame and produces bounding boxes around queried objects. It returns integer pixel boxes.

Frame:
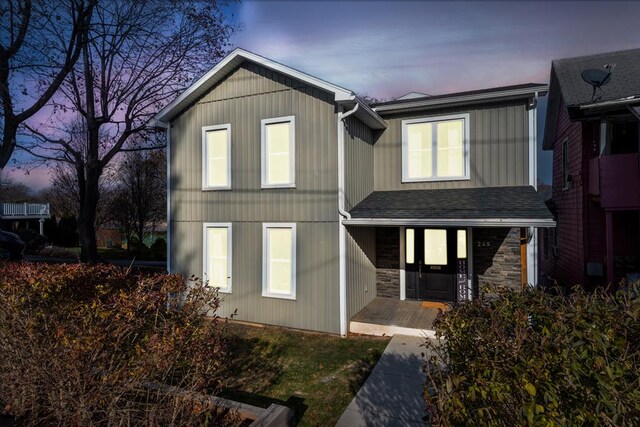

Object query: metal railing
[0,203,51,217]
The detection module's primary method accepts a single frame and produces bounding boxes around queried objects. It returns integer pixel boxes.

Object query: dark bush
[424,285,640,426]
[14,228,47,254]
[54,216,79,247]
[151,237,167,261]
[128,236,154,260]
[0,263,233,425]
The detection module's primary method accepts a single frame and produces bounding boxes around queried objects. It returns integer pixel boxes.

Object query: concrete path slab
[336,335,429,427]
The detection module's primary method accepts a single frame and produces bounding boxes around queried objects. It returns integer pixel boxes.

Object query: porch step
[349,320,436,338]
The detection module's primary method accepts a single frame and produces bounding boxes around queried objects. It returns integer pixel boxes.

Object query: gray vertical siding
[169,63,341,334]
[344,115,375,210]
[373,100,531,191]
[346,226,377,320]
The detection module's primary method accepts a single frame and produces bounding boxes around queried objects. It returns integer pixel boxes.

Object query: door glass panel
[406,228,415,264]
[457,229,467,259]
[424,229,447,265]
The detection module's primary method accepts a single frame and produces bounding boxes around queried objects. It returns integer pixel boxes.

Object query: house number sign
[476,240,491,248]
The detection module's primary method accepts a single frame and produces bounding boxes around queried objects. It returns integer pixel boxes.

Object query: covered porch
[344,186,555,336]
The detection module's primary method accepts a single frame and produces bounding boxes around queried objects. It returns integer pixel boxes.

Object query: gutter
[578,96,640,110]
[373,85,549,113]
[337,103,359,337]
[342,217,556,228]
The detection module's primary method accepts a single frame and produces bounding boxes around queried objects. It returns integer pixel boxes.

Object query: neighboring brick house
[540,48,640,289]
[154,49,554,335]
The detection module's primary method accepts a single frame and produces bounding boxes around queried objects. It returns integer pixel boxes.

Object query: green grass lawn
[220,322,390,426]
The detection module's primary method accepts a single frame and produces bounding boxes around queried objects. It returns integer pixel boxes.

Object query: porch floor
[350,297,445,337]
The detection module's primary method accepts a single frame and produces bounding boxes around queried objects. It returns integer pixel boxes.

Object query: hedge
[424,285,640,426]
[0,262,234,426]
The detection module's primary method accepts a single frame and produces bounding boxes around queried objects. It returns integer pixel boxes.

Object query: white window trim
[262,222,297,300]
[202,222,232,293]
[401,113,470,183]
[202,124,231,191]
[261,116,296,189]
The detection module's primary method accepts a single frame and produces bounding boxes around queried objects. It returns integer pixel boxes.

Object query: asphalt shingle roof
[552,48,640,107]
[348,186,553,221]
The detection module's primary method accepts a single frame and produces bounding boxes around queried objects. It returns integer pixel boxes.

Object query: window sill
[262,292,296,301]
[202,186,232,191]
[261,184,296,189]
[402,176,471,183]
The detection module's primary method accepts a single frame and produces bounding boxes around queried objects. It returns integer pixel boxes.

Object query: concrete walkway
[336,335,429,426]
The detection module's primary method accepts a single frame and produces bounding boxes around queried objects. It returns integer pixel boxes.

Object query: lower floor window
[262,223,296,299]
[203,223,232,293]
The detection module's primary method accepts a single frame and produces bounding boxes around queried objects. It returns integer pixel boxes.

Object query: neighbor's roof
[372,83,548,114]
[345,186,554,227]
[543,48,640,150]
[153,48,387,130]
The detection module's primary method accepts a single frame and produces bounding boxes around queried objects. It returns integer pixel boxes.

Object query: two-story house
[153,49,554,336]
[540,48,640,289]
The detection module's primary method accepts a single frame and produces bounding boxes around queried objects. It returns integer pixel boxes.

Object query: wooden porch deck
[350,297,446,337]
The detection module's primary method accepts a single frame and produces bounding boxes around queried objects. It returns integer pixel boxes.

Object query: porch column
[399,227,406,300]
[606,211,614,286]
[39,218,45,236]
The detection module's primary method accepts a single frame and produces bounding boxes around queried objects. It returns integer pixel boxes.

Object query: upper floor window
[202,124,231,190]
[261,116,295,188]
[402,114,469,182]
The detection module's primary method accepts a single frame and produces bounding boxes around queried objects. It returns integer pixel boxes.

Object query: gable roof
[153,48,386,129]
[372,83,547,114]
[543,48,640,149]
[345,186,554,227]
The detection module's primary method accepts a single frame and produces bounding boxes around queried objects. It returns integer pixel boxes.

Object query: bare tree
[0,170,34,201]
[0,0,95,170]
[19,0,235,262]
[110,150,165,246]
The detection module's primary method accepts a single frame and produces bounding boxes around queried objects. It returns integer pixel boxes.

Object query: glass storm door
[405,228,461,302]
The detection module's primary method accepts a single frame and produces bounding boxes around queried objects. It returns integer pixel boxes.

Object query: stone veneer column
[376,228,400,298]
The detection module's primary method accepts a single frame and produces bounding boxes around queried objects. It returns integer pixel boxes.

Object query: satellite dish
[581,65,613,101]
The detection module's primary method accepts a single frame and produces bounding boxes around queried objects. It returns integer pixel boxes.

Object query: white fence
[0,203,51,217]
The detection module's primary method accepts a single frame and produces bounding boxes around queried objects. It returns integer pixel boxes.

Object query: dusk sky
[8,0,640,190]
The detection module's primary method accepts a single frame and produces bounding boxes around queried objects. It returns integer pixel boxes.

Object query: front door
[405,228,462,302]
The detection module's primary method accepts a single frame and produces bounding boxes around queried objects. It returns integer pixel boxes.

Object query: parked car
[0,231,26,260]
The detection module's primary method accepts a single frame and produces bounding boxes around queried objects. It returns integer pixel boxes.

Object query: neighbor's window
[202,124,231,190]
[457,229,467,259]
[424,229,448,265]
[562,138,569,190]
[263,223,296,299]
[406,228,415,264]
[402,114,469,182]
[203,223,232,293]
[262,116,295,188]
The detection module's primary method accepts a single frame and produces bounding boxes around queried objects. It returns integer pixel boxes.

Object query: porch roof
[344,186,555,228]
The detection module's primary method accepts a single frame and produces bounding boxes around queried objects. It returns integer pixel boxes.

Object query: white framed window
[202,124,231,190]
[202,223,232,293]
[262,223,296,300]
[402,113,470,182]
[261,116,295,188]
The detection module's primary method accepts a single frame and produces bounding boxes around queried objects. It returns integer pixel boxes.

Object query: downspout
[527,92,539,286]
[337,102,359,337]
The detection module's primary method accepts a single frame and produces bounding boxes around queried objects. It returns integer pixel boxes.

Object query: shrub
[0,262,233,425]
[151,238,167,261]
[14,228,47,254]
[54,216,79,247]
[424,285,640,426]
